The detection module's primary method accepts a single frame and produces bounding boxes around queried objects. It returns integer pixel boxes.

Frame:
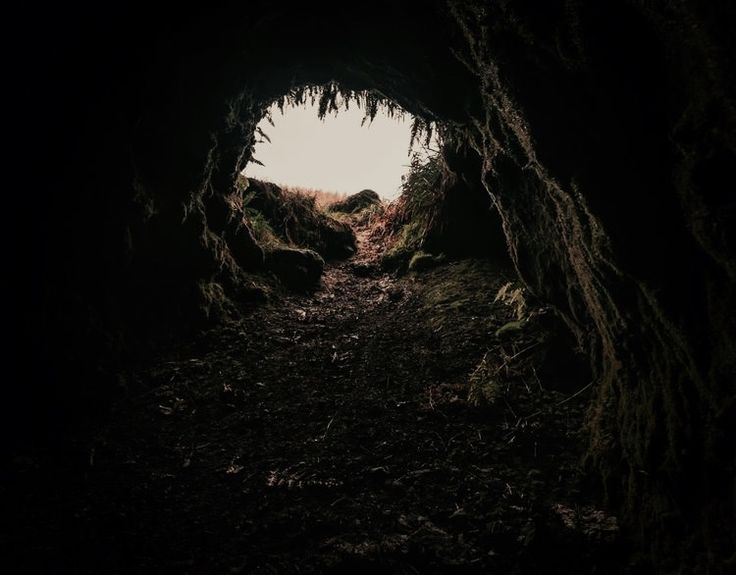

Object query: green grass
[408,250,445,272]
[237,175,355,258]
[243,205,283,249]
[379,150,447,271]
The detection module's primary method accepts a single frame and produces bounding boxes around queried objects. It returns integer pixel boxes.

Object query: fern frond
[255,127,271,144]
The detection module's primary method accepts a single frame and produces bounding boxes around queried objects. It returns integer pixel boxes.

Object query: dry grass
[359,151,447,270]
[280,185,348,208]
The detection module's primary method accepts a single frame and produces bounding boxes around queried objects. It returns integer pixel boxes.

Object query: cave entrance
[174,84,604,569]
[242,86,439,207]
[233,85,448,283]
[219,82,605,569]
[244,96,415,201]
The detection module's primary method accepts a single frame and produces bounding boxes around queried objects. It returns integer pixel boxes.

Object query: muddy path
[6,231,622,574]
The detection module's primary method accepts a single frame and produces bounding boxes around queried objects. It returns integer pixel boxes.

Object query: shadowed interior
[6,1,735,572]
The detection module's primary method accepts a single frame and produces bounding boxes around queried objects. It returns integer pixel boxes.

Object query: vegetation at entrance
[264,82,437,150]
[283,185,348,209]
[376,150,448,271]
[237,175,356,260]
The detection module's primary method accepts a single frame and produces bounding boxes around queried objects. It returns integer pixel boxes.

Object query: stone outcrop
[266,247,324,290]
[329,189,381,214]
[246,179,356,259]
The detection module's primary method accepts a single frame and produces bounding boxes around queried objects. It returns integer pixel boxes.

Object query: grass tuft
[372,150,448,271]
[237,175,355,259]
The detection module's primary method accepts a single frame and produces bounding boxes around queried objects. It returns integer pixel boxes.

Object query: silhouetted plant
[259,82,438,153]
[379,147,448,268]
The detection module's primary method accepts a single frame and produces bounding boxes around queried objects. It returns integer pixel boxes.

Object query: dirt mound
[245,178,356,259]
[329,189,381,214]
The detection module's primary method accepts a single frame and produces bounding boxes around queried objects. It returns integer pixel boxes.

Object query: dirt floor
[5,230,624,574]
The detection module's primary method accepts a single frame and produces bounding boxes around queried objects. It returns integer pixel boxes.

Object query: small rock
[322,218,356,259]
[351,262,375,277]
[387,287,404,302]
[329,189,381,214]
[266,247,324,290]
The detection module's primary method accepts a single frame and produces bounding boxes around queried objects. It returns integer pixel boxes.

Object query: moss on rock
[408,251,445,272]
[244,178,356,259]
[328,189,381,214]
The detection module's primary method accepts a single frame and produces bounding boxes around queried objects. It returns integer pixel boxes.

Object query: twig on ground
[321,415,336,441]
[556,381,594,407]
[503,398,518,419]
[532,366,544,392]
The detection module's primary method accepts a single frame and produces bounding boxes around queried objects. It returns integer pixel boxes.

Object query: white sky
[243,102,414,200]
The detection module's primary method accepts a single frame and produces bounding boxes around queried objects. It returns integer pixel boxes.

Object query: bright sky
[244,102,413,200]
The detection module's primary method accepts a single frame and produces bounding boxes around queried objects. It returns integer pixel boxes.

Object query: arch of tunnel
[6,1,735,572]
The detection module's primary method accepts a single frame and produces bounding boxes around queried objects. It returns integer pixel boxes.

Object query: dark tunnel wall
[8,1,735,571]
[447,3,736,570]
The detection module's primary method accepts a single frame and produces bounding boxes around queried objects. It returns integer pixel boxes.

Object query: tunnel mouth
[229,81,512,283]
[244,82,441,188]
[243,83,435,203]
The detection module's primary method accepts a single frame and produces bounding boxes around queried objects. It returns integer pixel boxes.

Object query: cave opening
[6,1,735,573]
[244,91,425,201]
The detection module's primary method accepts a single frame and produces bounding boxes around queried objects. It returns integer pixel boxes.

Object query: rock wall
[446,1,735,568]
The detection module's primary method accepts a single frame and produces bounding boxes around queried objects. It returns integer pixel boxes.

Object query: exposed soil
[5,230,623,574]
